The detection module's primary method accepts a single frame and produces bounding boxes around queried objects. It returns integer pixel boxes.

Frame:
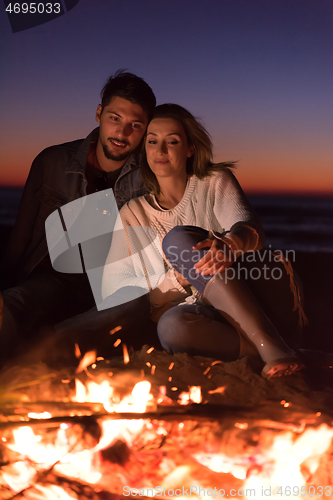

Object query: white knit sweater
[102,169,264,319]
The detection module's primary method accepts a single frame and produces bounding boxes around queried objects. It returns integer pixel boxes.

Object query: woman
[102,104,305,378]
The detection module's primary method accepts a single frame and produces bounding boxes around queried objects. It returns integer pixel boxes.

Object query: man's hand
[193,238,235,276]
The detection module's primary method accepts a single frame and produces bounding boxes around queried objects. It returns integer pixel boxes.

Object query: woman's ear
[187,146,195,158]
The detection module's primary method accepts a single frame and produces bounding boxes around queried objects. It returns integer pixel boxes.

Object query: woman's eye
[169,140,179,145]
[147,140,157,144]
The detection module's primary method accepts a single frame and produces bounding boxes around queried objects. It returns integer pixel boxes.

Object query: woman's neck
[155,175,188,209]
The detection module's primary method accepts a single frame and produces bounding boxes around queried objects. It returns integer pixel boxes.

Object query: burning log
[0,402,330,433]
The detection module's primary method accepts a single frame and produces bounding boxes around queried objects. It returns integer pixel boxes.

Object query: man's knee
[157,306,198,352]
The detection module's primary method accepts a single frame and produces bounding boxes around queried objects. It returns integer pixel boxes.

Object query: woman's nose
[157,142,168,154]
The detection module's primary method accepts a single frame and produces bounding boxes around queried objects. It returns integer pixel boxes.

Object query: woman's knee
[162,226,213,293]
[162,226,208,262]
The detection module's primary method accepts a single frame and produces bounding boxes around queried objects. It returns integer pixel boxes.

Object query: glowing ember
[74,378,114,407]
[76,350,96,374]
[109,325,122,335]
[178,386,202,405]
[2,461,37,493]
[74,343,81,359]
[72,377,154,415]
[123,343,130,364]
[25,484,75,499]
[208,386,226,395]
[7,426,72,466]
[27,412,52,420]
[189,386,202,404]
[55,449,102,484]
[243,424,333,497]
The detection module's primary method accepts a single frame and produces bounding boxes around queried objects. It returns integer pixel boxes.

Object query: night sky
[0,0,332,194]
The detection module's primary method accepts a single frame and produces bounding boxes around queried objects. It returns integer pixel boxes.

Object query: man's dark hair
[100,69,156,120]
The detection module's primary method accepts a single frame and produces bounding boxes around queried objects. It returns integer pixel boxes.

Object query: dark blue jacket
[2,127,148,287]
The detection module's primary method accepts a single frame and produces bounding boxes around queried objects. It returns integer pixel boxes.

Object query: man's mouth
[109,138,129,148]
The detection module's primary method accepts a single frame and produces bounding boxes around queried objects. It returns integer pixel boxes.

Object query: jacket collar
[65,127,140,175]
[65,127,99,174]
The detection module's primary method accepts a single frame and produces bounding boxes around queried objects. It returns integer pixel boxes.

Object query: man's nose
[116,122,133,138]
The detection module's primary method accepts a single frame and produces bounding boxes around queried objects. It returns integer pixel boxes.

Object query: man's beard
[102,137,133,162]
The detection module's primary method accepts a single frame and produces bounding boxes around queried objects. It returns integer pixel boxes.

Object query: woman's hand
[193,238,235,276]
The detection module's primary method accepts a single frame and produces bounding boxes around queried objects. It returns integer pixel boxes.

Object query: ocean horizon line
[1,184,332,199]
[0,186,332,253]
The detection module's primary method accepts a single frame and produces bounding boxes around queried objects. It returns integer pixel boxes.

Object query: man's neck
[95,142,129,172]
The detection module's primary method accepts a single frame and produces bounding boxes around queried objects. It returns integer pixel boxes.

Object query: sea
[0,187,332,254]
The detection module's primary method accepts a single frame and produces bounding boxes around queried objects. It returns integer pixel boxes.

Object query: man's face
[96,96,148,163]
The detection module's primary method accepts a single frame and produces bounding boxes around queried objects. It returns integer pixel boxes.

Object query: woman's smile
[154,158,169,164]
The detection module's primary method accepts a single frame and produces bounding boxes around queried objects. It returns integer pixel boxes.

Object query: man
[0,70,156,362]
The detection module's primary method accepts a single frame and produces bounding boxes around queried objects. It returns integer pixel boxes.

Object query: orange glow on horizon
[235,166,333,196]
[1,152,332,195]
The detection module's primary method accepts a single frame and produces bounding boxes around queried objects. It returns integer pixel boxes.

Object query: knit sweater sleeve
[211,169,265,255]
[101,200,166,303]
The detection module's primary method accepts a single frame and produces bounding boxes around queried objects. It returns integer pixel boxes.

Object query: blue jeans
[158,226,302,358]
[1,270,95,357]
[162,226,220,294]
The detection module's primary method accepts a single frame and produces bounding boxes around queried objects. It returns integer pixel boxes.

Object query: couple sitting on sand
[0,71,306,378]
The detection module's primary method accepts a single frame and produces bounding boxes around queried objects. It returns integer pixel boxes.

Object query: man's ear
[187,146,195,158]
[96,104,102,123]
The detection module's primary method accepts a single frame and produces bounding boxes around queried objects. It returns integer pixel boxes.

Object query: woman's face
[145,118,194,180]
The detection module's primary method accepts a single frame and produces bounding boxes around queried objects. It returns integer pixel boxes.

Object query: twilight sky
[0,0,332,194]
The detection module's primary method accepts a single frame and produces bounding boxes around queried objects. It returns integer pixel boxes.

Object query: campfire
[1,346,333,500]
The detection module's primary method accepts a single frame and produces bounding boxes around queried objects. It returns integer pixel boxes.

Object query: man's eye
[110,116,118,121]
[133,123,142,130]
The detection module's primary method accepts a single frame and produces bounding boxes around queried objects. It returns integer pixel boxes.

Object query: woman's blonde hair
[141,103,235,196]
